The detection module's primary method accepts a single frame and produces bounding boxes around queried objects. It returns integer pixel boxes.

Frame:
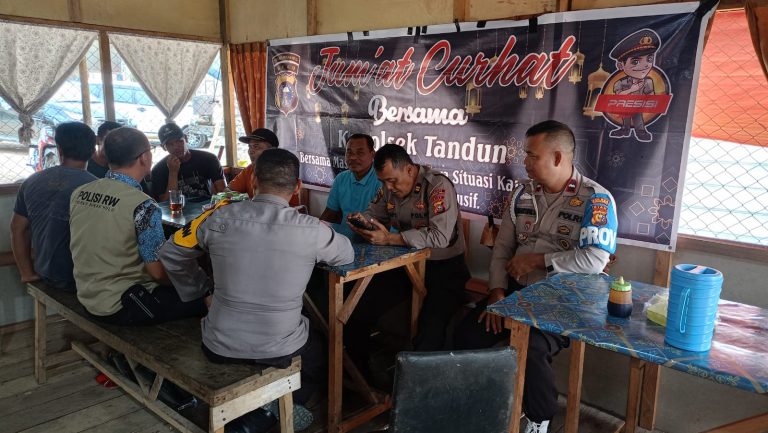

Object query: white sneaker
[524,418,549,433]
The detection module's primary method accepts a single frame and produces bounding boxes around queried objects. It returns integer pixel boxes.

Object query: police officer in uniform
[347,143,470,379]
[453,120,618,433]
[608,28,661,141]
[160,149,354,432]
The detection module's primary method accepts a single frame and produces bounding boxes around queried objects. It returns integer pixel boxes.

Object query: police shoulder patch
[578,193,618,254]
[430,187,447,215]
[172,199,231,249]
[371,188,384,204]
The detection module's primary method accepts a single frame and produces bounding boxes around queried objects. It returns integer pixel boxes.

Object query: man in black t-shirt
[150,123,226,201]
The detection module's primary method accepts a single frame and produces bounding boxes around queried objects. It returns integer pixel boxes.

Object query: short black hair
[373,143,413,172]
[54,122,96,162]
[347,133,374,151]
[256,148,300,193]
[97,121,123,138]
[525,120,576,156]
[103,127,150,168]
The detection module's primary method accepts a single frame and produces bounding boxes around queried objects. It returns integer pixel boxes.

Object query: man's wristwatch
[546,264,554,273]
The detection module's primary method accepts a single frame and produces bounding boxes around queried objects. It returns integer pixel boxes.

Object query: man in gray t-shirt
[11,122,96,290]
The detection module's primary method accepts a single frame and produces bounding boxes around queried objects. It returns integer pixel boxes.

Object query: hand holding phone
[348,214,376,231]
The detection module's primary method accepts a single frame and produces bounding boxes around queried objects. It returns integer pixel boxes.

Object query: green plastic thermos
[608,276,633,318]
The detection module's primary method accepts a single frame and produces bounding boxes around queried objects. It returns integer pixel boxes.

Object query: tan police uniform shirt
[489,167,617,290]
[364,165,465,261]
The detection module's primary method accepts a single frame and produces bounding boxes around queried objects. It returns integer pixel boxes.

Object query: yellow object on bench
[26,281,300,433]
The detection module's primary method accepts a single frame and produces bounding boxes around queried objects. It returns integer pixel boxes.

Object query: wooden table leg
[409,259,427,339]
[624,358,645,433]
[565,340,585,433]
[328,273,344,433]
[34,298,47,384]
[279,392,295,433]
[639,363,660,430]
[506,318,530,433]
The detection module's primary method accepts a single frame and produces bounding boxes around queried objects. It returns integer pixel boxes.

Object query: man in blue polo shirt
[320,133,379,236]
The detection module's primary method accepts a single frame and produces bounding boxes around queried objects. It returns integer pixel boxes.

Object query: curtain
[109,33,219,124]
[0,21,96,144]
[230,42,267,133]
[746,0,768,82]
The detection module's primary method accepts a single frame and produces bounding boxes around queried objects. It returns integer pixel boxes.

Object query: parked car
[88,82,194,144]
[22,85,136,171]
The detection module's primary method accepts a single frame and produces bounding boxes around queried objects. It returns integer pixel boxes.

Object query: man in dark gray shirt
[11,122,97,290]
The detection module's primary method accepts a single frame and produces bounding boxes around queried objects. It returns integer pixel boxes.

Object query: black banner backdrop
[266,2,716,250]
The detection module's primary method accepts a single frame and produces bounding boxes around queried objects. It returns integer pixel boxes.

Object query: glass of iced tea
[169,190,185,216]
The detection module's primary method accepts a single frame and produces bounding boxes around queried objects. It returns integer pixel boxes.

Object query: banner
[266,2,716,250]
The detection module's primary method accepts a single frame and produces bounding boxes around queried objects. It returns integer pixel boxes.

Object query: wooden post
[565,340,585,433]
[278,392,295,433]
[453,0,468,21]
[219,0,238,168]
[307,0,317,36]
[68,0,92,126]
[33,299,47,384]
[410,259,427,339]
[624,358,645,433]
[506,318,530,433]
[653,250,673,287]
[98,31,115,122]
[328,273,344,433]
[78,60,92,125]
[637,249,672,429]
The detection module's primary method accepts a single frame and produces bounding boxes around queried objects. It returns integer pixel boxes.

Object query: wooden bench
[26,281,300,433]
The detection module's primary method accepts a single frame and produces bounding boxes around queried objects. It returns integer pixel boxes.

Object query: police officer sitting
[159,148,354,432]
[347,143,470,381]
[453,120,618,433]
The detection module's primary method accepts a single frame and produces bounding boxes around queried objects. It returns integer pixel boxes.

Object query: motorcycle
[27,124,59,172]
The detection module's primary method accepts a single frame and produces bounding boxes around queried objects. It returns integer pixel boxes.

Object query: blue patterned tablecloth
[487,273,768,394]
[316,242,421,277]
[314,224,425,277]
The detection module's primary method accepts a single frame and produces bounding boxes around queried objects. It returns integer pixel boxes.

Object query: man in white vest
[69,127,207,325]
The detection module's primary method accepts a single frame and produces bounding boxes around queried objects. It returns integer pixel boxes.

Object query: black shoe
[108,351,137,382]
[225,408,278,433]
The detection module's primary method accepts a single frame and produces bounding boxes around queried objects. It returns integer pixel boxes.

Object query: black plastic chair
[388,347,518,433]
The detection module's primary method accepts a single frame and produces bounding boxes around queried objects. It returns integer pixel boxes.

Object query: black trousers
[202,327,324,405]
[88,285,207,326]
[453,297,569,423]
[344,254,470,378]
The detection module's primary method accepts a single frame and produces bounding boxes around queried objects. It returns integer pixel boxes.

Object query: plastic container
[665,264,723,351]
[608,276,633,318]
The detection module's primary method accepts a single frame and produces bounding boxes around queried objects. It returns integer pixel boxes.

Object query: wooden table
[158,197,211,229]
[315,242,431,433]
[487,273,768,433]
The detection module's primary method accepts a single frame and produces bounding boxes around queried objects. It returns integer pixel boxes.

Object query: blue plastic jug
[665,264,723,352]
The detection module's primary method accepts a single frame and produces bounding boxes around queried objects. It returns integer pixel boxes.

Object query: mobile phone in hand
[348,215,375,230]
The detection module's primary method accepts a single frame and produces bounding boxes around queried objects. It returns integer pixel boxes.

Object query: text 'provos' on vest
[76,190,121,208]
[579,226,617,252]
[578,193,618,254]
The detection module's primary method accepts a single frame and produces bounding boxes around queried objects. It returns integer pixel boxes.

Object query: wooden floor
[0,319,667,433]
